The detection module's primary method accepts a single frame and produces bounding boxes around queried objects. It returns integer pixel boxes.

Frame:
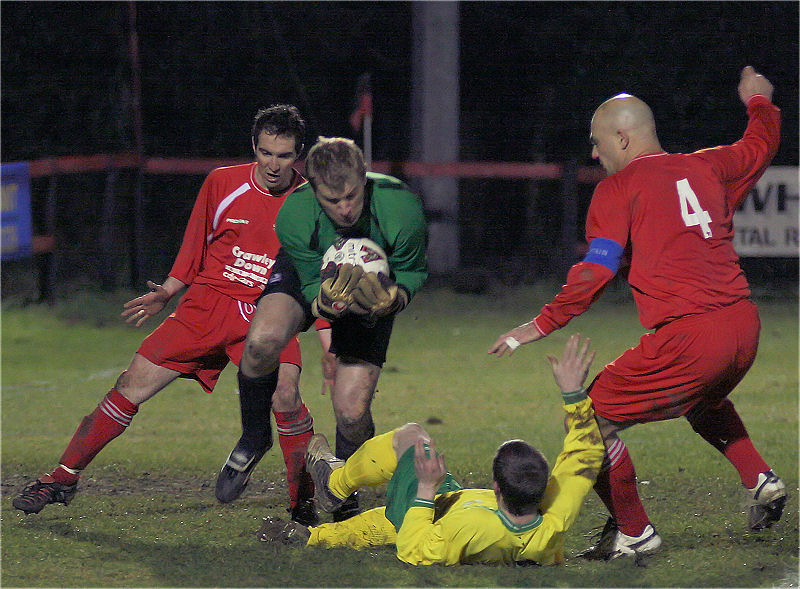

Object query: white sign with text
[734,166,798,257]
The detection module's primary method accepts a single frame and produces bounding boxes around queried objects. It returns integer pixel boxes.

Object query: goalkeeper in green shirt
[218,136,428,522]
[257,334,604,566]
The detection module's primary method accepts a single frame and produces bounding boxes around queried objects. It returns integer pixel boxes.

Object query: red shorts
[589,298,760,424]
[137,283,301,393]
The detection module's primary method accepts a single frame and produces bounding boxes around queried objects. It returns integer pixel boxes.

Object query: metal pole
[363,113,372,171]
[37,175,59,303]
[99,167,120,291]
[410,2,460,273]
[128,1,145,287]
[560,159,579,277]
[128,1,143,156]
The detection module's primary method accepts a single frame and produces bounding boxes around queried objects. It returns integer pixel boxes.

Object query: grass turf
[2,284,797,587]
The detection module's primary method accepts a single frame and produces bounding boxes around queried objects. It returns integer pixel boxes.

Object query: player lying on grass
[490,66,786,560]
[256,334,605,566]
[13,105,322,526]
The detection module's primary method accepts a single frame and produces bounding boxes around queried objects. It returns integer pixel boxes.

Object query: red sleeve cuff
[746,94,771,107]
[532,315,555,336]
[314,318,331,331]
[168,271,191,285]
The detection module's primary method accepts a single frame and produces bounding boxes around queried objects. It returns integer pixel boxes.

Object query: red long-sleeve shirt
[534,95,781,333]
[169,162,306,304]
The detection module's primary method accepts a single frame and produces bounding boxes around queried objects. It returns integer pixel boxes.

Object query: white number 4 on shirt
[677,178,712,238]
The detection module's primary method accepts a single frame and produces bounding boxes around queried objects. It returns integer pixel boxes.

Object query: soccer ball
[321,237,390,276]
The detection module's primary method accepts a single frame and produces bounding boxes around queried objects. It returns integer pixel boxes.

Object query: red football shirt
[535,95,781,332]
[169,162,307,304]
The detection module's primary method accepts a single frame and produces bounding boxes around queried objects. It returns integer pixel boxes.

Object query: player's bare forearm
[121,276,186,327]
[488,321,545,357]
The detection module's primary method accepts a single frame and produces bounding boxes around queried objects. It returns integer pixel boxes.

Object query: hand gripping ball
[321,237,390,278]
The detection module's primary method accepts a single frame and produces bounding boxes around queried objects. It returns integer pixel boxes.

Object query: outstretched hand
[546,333,596,394]
[738,65,774,104]
[488,321,544,357]
[121,280,170,327]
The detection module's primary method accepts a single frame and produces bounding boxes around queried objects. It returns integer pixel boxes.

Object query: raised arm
[536,334,604,534]
[546,333,596,396]
[696,66,781,208]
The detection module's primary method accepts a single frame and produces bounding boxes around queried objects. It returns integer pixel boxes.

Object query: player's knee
[392,423,430,455]
[335,409,365,429]
[273,378,300,407]
[686,398,729,422]
[242,334,283,373]
[113,371,148,404]
[114,370,131,391]
[115,370,144,396]
[337,396,378,431]
[594,415,625,444]
[685,403,705,431]
[398,422,427,438]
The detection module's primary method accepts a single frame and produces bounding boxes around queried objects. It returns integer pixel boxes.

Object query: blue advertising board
[1,162,33,261]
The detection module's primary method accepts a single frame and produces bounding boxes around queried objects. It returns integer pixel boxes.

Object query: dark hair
[492,440,549,516]
[251,104,306,154]
[304,136,366,190]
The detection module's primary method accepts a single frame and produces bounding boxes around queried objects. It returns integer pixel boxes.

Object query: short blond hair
[305,137,366,190]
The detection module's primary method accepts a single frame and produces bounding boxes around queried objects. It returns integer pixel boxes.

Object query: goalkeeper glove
[312,263,365,321]
[351,272,408,318]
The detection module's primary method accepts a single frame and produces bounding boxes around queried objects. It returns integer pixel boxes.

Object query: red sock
[51,389,139,485]
[687,399,769,488]
[593,438,651,537]
[722,439,770,488]
[274,404,314,508]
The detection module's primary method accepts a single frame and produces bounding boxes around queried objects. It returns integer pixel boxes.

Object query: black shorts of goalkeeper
[260,248,395,367]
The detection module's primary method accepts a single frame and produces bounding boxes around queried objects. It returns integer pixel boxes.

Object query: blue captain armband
[583,238,624,274]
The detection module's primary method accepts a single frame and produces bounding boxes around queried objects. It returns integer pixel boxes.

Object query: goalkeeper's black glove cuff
[387,286,409,315]
[372,286,409,318]
[312,297,343,322]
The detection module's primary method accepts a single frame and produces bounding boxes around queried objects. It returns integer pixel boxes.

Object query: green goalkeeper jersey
[275,172,428,305]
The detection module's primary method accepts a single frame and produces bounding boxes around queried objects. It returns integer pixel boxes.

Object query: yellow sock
[308,507,397,548]
[328,429,399,499]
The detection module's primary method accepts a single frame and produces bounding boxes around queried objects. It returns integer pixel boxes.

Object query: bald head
[594,94,658,140]
[589,93,663,175]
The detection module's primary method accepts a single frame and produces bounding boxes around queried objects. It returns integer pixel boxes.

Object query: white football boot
[578,517,662,560]
[747,470,786,530]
